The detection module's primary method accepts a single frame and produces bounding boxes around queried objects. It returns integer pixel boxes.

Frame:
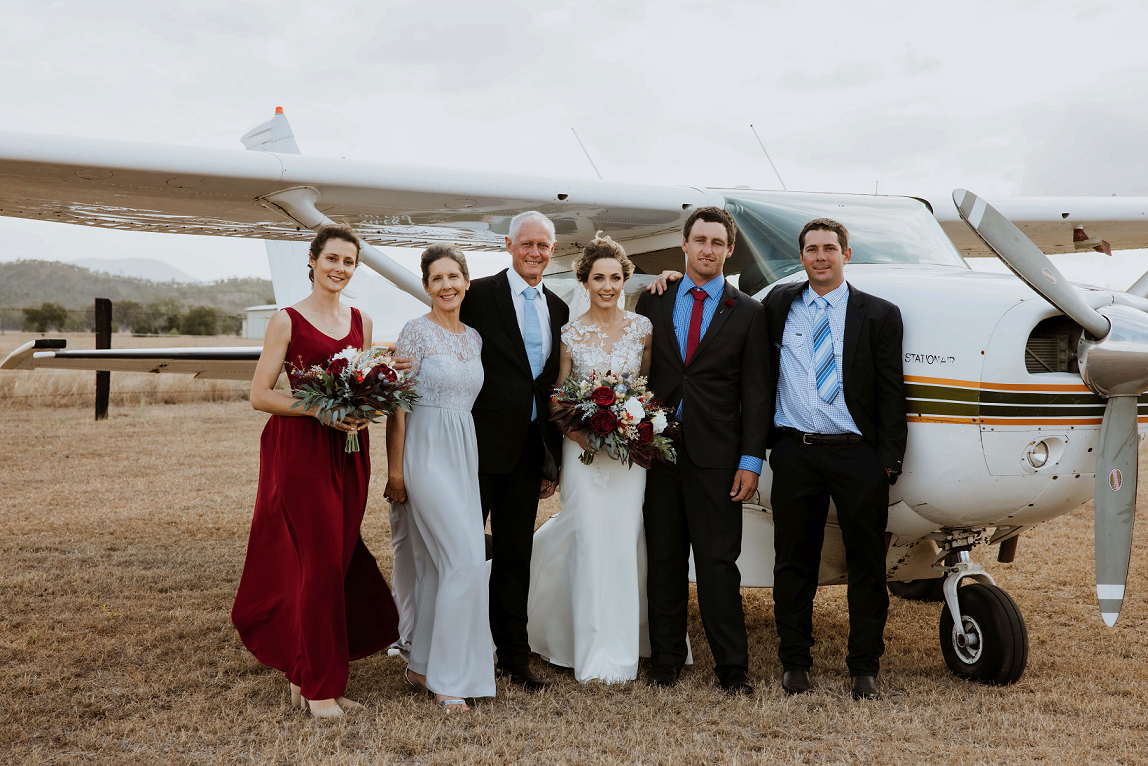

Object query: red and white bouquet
[550,370,678,468]
[290,346,418,452]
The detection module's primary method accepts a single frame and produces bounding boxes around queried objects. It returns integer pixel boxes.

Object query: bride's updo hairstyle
[420,242,470,284]
[308,224,361,284]
[574,231,634,284]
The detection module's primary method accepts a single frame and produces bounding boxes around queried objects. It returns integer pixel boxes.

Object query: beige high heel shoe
[306,698,344,719]
[290,683,304,710]
[335,697,364,711]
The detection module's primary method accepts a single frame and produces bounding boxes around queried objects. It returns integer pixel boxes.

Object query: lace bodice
[562,311,652,380]
[395,316,484,411]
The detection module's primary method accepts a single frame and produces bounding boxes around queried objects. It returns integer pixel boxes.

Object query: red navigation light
[275,106,284,114]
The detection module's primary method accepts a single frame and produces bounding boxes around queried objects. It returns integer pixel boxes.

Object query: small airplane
[5,109,1148,686]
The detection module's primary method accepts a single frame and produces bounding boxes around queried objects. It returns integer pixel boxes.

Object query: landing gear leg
[937,547,1028,685]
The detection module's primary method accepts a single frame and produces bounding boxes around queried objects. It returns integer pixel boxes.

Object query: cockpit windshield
[724,191,968,296]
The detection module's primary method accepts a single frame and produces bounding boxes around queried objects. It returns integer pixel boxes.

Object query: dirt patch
[2,402,1147,764]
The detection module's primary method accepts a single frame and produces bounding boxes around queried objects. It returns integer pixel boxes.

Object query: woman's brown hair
[308,224,361,283]
[573,231,633,283]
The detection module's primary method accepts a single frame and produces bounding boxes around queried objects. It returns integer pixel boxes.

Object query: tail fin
[242,107,426,342]
[241,106,300,154]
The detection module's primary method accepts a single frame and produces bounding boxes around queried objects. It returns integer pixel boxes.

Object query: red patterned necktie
[685,287,707,364]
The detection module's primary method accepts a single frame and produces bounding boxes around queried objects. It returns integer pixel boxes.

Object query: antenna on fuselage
[749,124,787,191]
[571,128,604,180]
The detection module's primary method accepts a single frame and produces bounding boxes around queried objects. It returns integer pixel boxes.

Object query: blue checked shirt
[672,274,763,475]
[774,281,861,436]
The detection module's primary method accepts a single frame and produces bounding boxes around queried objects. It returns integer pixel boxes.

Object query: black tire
[939,582,1028,685]
[888,578,945,602]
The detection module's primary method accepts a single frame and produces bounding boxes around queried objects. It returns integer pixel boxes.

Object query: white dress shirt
[506,266,552,360]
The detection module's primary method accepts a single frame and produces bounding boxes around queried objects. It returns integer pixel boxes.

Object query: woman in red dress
[232,224,399,719]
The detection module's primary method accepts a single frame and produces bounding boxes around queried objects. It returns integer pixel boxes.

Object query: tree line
[8,300,243,336]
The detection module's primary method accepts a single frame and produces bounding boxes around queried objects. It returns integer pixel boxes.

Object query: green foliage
[181,306,219,336]
[22,302,70,332]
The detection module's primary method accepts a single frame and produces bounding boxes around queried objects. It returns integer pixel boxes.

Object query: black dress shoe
[782,669,811,695]
[497,663,551,692]
[647,664,680,688]
[851,674,880,700]
[719,668,754,696]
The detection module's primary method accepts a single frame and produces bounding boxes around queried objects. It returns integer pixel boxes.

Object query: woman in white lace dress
[384,244,494,711]
[527,233,658,683]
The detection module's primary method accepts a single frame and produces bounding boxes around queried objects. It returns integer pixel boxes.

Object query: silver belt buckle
[802,432,814,445]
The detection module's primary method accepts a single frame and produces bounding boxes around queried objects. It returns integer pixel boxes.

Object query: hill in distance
[71,258,198,284]
[0,260,274,314]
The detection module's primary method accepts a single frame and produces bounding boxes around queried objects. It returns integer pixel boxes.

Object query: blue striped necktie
[812,296,840,403]
[523,286,543,420]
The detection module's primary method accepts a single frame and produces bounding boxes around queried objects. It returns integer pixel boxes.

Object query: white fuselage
[717,263,1142,587]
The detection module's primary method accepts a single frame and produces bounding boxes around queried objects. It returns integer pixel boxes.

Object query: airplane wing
[0,124,712,269]
[4,116,1148,274]
[1,339,260,380]
[930,195,1148,257]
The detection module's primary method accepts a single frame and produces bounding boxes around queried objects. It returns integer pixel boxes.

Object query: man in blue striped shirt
[763,218,906,701]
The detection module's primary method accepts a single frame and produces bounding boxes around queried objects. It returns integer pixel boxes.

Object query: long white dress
[394,316,495,699]
[527,312,655,683]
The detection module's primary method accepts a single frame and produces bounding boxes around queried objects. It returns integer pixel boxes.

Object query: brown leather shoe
[782,669,812,695]
[851,674,880,700]
[497,663,551,692]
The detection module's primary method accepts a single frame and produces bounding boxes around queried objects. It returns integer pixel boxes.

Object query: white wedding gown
[528,311,690,683]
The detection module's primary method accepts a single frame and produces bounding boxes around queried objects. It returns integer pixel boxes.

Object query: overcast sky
[2,0,1147,285]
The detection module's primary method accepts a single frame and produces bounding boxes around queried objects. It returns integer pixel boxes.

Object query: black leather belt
[780,427,862,446]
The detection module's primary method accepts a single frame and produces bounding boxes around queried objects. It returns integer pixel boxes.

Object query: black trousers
[770,435,890,676]
[480,420,544,668]
[644,446,748,678]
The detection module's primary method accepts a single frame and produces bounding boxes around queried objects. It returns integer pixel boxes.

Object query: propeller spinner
[954,189,1147,626]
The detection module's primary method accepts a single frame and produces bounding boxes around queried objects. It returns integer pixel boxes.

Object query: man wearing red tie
[635,207,770,695]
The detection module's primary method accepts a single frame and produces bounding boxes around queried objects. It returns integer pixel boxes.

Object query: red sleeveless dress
[232,307,398,700]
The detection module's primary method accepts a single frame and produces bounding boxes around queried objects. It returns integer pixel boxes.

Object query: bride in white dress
[528,233,680,683]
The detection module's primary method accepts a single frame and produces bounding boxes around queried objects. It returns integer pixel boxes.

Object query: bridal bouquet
[289,346,418,452]
[550,370,678,469]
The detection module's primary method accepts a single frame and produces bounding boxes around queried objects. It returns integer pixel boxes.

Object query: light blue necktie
[812,297,840,403]
[523,286,544,420]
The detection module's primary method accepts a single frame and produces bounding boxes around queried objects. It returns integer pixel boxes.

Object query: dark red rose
[326,357,349,376]
[636,421,654,444]
[724,298,736,308]
[589,410,618,434]
[590,386,616,406]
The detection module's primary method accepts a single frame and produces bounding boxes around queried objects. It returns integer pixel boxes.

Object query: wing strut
[258,186,431,307]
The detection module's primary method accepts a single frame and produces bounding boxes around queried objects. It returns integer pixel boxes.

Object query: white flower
[651,412,668,435]
[623,396,645,424]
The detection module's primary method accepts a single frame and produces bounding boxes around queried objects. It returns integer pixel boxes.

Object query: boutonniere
[724,298,736,308]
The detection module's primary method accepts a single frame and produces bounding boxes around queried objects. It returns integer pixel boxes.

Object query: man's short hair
[683,206,737,251]
[798,218,849,252]
[508,211,556,244]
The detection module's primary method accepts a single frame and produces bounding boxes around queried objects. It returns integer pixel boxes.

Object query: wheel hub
[951,616,983,664]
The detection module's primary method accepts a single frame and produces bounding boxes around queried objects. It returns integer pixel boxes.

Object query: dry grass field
[3,400,1148,764]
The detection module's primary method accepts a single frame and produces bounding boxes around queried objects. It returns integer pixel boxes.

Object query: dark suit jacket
[635,279,770,470]
[460,268,569,479]
[762,279,907,474]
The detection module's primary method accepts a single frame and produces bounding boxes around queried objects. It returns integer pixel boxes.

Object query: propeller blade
[952,189,1110,340]
[1094,395,1139,626]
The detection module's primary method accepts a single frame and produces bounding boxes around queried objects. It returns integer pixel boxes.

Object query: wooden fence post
[94,298,111,421]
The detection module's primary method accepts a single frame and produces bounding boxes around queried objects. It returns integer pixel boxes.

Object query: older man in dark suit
[459,211,569,691]
[635,206,770,695]
[763,217,906,700]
